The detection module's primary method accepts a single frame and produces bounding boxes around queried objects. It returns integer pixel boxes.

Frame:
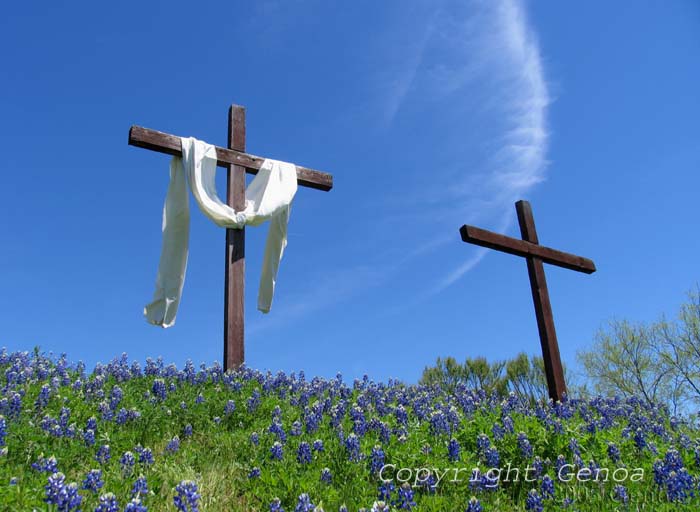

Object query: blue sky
[1,1,699,384]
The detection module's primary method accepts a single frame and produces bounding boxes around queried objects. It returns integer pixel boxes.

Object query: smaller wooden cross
[128,104,333,371]
[459,200,596,401]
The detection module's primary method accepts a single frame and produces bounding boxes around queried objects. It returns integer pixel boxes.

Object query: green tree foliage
[420,353,556,400]
[578,286,700,414]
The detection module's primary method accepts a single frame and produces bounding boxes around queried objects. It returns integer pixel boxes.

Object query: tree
[578,319,675,408]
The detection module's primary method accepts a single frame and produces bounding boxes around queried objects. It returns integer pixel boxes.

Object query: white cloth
[144,137,298,327]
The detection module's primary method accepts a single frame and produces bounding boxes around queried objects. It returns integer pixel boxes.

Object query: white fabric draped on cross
[144,137,298,328]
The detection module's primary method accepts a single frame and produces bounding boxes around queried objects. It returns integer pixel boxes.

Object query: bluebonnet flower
[120,451,136,473]
[174,480,200,512]
[165,436,180,453]
[369,445,385,474]
[291,420,303,436]
[378,481,395,501]
[270,441,284,460]
[321,467,332,484]
[607,441,620,463]
[183,424,193,437]
[81,469,103,493]
[0,416,8,446]
[338,505,348,512]
[95,492,120,512]
[248,467,261,479]
[195,393,205,404]
[32,455,59,473]
[633,428,647,450]
[224,400,236,416]
[294,493,315,512]
[297,442,312,464]
[613,484,629,504]
[541,475,554,499]
[476,434,490,454]
[247,389,261,412]
[250,432,259,445]
[213,417,221,425]
[371,502,389,512]
[345,433,361,462]
[110,385,123,409]
[447,438,460,462]
[152,379,167,401]
[124,498,148,512]
[466,497,482,512]
[96,444,111,464]
[132,475,149,497]
[44,472,82,511]
[138,447,154,465]
[485,446,500,467]
[269,421,287,443]
[313,439,324,452]
[270,498,285,512]
[518,432,534,459]
[83,428,95,446]
[525,489,543,512]
[9,477,17,485]
[492,422,504,441]
[35,384,51,408]
[395,482,416,510]
[531,456,544,478]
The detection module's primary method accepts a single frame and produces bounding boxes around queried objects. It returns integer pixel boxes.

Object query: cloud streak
[425,0,550,292]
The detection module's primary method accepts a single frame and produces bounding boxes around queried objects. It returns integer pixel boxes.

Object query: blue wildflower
[183,424,193,437]
[525,489,544,512]
[448,438,460,462]
[44,472,82,511]
[224,400,236,416]
[165,436,180,453]
[313,439,324,452]
[370,445,385,474]
[541,475,554,499]
[345,433,361,462]
[32,455,59,473]
[95,492,120,512]
[81,469,103,493]
[378,481,395,501]
[607,442,620,463]
[517,432,534,459]
[613,484,629,504]
[297,441,312,464]
[250,432,260,446]
[248,467,261,479]
[321,467,332,484]
[466,497,482,512]
[294,493,315,512]
[138,447,154,465]
[152,379,167,401]
[120,451,136,474]
[132,476,149,497]
[270,498,285,512]
[125,498,148,512]
[174,480,200,512]
[395,482,416,510]
[270,441,284,460]
[96,444,111,464]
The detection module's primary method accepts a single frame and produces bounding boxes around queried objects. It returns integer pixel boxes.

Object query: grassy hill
[0,349,699,511]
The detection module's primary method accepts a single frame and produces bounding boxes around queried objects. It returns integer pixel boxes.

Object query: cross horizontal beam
[128,125,333,191]
[459,224,596,274]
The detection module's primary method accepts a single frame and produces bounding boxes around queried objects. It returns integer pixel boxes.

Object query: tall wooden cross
[459,200,596,401]
[128,104,333,371]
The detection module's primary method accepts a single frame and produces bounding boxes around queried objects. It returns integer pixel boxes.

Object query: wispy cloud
[412,0,550,293]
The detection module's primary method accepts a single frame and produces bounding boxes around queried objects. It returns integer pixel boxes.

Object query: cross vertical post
[128,104,333,371]
[224,105,246,371]
[515,200,566,401]
[459,200,596,402]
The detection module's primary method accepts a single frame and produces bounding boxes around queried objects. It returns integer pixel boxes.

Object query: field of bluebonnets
[1,349,700,511]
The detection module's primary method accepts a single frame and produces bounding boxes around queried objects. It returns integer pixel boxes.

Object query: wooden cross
[459,200,596,401]
[128,104,333,371]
